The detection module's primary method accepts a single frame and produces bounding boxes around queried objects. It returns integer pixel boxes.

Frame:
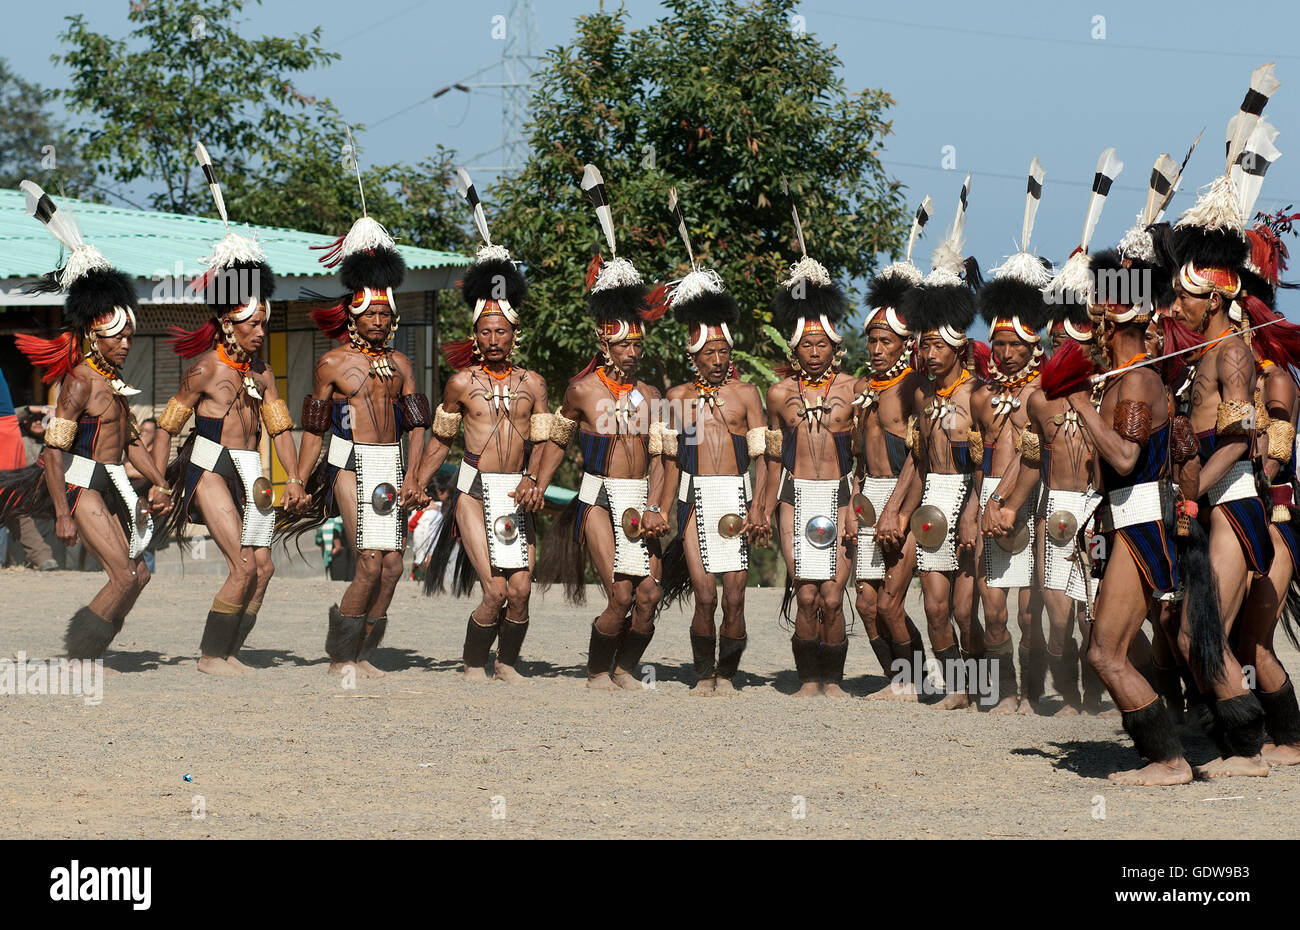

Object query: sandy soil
[2,566,1298,839]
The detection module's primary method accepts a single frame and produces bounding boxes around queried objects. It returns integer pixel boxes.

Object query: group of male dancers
[4,63,1300,786]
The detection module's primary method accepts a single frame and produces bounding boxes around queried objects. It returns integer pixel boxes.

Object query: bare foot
[493,662,527,683]
[327,661,355,676]
[224,656,256,677]
[587,672,621,692]
[355,660,387,679]
[792,682,822,698]
[986,695,1019,715]
[1108,757,1194,786]
[690,677,716,696]
[1015,698,1037,716]
[1262,743,1300,766]
[822,683,849,698]
[936,691,971,710]
[1195,755,1269,779]
[464,666,490,682]
[198,655,243,677]
[611,668,643,691]
[1053,704,1081,717]
[870,680,920,702]
[713,677,737,695]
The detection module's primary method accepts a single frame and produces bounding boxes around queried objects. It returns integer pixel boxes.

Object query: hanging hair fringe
[167,319,220,359]
[534,498,587,604]
[13,333,77,384]
[1283,513,1300,651]
[659,535,691,608]
[1182,517,1227,684]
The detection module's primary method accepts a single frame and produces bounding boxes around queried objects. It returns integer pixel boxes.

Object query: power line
[805,9,1300,61]
[328,0,434,51]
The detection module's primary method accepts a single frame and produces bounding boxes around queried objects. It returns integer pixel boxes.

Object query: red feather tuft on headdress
[1243,294,1300,369]
[166,319,220,359]
[1041,339,1097,400]
[1157,314,1206,384]
[640,282,670,322]
[440,337,476,371]
[971,340,993,382]
[14,333,76,385]
[310,235,347,269]
[310,301,350,341]
[585,253,603,291]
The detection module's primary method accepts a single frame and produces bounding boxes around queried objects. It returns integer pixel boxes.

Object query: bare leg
[582,504,634,691]
[817,525,852,698]
[71,493,150,666]
[193,473,256,676]
[1091,539,1192,786]
[872,540,921,702]
[713,570,747,693]
[979,577,1018,715]
[683,513,717,694]
[454,495,503,682]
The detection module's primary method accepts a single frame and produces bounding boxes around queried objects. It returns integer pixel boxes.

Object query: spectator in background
[316,515,353,582]
[409,474,451,581]
[0,374,58,571]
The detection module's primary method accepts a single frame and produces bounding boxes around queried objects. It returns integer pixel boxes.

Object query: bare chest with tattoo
[329,352,403,443]
[197,366,262,451]
[775,378,854,478]
[1038,398,1092,491]
[573,379,653,478]
[82,380,131,464]
[860,383,911,478]
[460,370,539,472]
[920,383,975,474]
[683,382,747,474]
[984,384,1037,475]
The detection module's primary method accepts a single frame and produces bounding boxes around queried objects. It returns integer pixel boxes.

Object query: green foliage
[489,0,907,402]
[0,57,95,196]
[54,0,470,250]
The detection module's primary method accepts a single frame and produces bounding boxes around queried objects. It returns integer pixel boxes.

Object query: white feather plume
[20,180,111,289]
[1043,250,1094,307]
[992,251,1054,288]
[1231,116,1281,224]
[581,164,617,256]
[1225,62,1279,172]
[668,268,725,306]
[457,167,492,247]
[1080,147,1123,252]
[1176,174,1246,234]
[782,255,832,289]
[338,215,396,259]
[591,256,642,292]
[200,230,266,272]
[904,195,934,265]
[1022,157,1045,251]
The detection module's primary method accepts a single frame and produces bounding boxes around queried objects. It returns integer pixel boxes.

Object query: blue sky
[7,0,1299,306]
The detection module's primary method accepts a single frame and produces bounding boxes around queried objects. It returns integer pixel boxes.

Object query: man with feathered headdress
[655,189,769,694]
[757,181,858,698]
[851,196,931,701]
[282,152,429,678]
[1,182,173,662]
[411,169,550,683]
[1039,237,1195,784]
[1165,64,1282,780]
[971,158,1051,714]
[151,143,305,677]
[892,175,986,710]
[534,165,669,692]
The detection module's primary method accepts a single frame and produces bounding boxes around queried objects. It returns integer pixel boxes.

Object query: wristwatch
[523,472,538,483]
[988,492,1005,506]
[645,505,662,514]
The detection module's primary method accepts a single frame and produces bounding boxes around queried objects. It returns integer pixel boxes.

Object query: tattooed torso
[317,345,413,444]
[768,374,856,480]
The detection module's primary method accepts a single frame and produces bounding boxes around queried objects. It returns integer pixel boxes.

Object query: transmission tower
[500,0,538,174]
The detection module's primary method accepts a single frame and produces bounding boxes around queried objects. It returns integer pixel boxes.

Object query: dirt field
[2,566,1299,839]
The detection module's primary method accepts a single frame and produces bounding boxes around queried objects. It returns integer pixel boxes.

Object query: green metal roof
[0,187,467,283]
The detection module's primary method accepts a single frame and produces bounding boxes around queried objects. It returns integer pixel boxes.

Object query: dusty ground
[2,566,1298,839]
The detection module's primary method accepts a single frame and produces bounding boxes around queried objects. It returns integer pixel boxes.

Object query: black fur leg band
[464,617,498,668]
[1020,642,1046,703]
[690,632,717,680]
[358,617,387,663]
[1048,642,1081,708]
[1258,678,1300,746]
[818,640,848,685]
[231,609,258,655]
[1121,699,1185,764]
[496,619,529,667]
[615,626,655,676]
[587,623,620,676]
[64,607,118,660]
[791,635,820,683]
[199,610,242,658]
[717,635,746,679]
[984,639,1016,707]
[1214,693,1267,759]
[868,636,893,676]
[325,605,365,663]
[1153,663,1185,718]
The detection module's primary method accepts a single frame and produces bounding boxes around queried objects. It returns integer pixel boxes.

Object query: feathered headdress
[1242,206,1300,308]
[909,175,980,349]
[656,188,739,354]
[863,195,932,337]
[771,177,847,348]
[580,164,651,343]
[310,127,406,341]
[441,167,529,370]
[169,142,278,360]
[981,158,1052,346]
[14,181,140,391]
[1174,63,1280,322]
[1117,133,1202,265]
[1044,147,1124,309]
[1089,248,1157,325]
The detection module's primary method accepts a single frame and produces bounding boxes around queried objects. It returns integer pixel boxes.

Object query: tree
[55,0,470,251]
[489,0,908,398]
[0,58,95,197]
